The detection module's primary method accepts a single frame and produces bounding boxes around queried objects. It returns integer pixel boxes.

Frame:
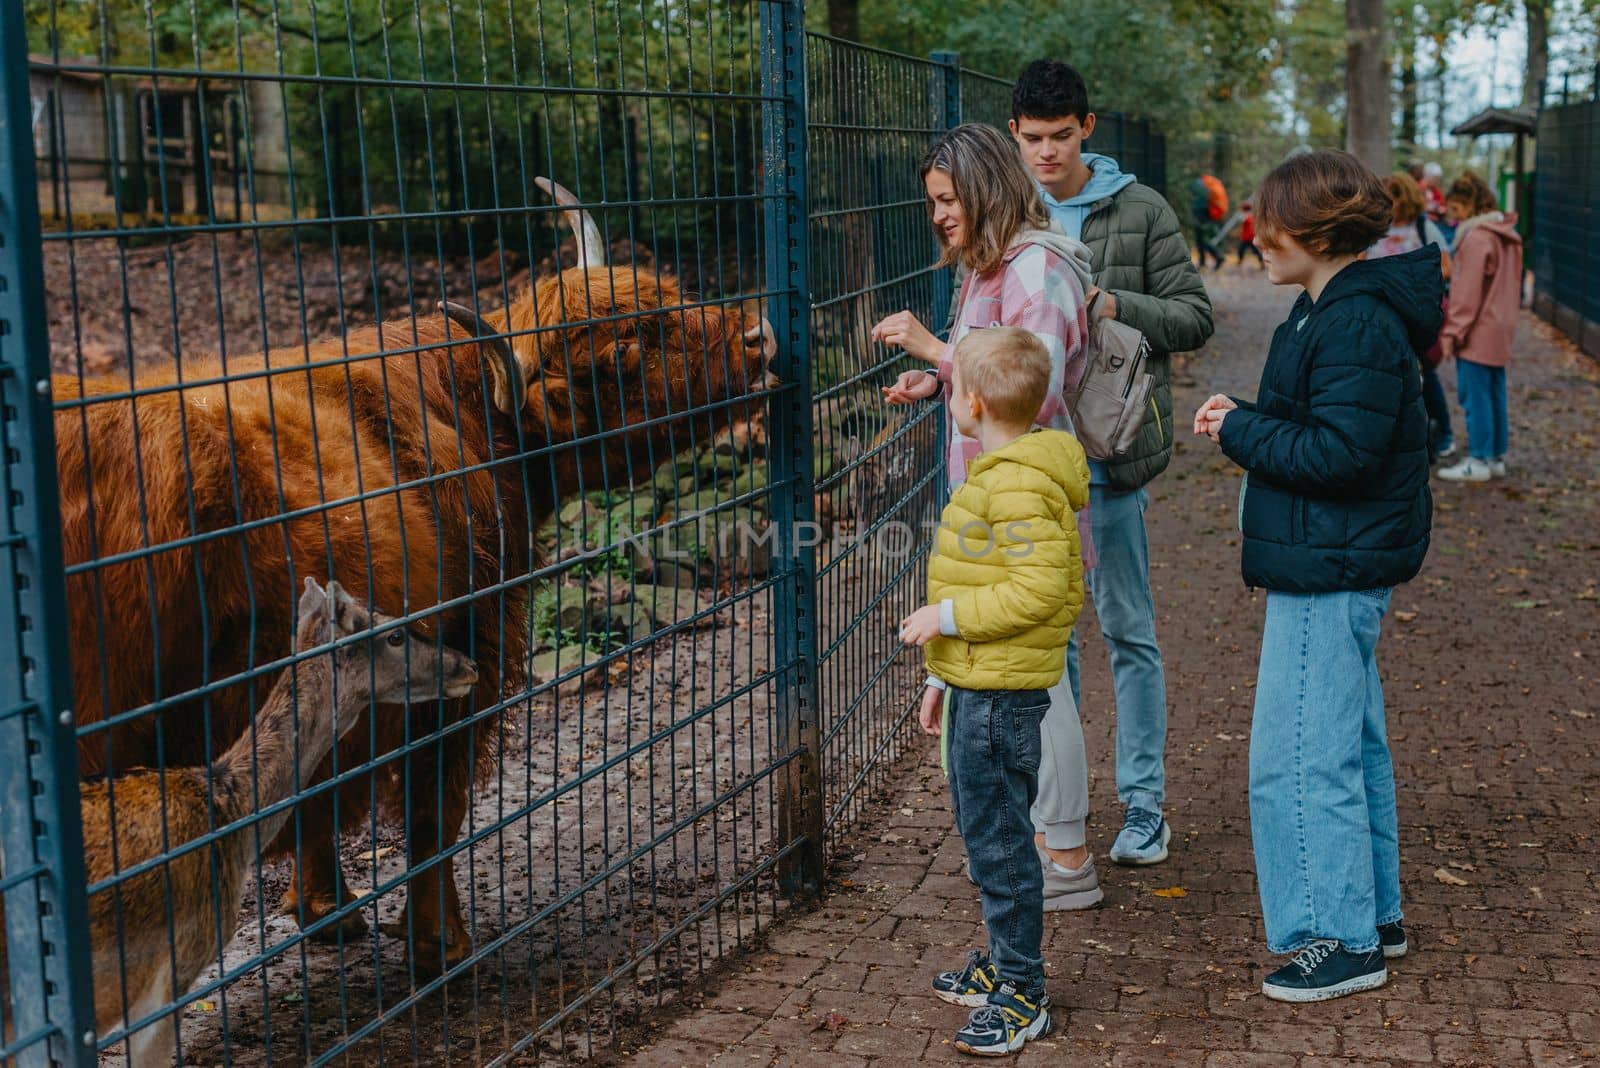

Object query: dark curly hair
[1012,59,1090,123]
[1255,150,1390,256]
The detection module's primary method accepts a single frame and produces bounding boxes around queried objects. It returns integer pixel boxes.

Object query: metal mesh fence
[806,37,947,845]
[2,10,1167,1063]
[1533,96,1600,356]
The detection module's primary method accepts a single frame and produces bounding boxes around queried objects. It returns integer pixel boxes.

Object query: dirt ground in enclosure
[614,267,1600,1068]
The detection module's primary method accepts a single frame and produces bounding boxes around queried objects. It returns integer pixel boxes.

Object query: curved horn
[439,301,523,415]
[534,176,607,271]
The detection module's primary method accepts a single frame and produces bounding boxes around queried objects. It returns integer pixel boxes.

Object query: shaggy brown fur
[55,257,771,974]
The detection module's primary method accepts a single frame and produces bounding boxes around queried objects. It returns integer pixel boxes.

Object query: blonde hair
[952,327,1051,425]
[1384,172,1426,225]
[921,124,1050,276]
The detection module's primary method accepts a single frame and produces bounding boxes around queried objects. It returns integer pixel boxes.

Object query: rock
[528,644,605,699]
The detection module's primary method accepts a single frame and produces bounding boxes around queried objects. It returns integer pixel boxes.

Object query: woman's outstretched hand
[871,310,942,364]
[882,369,942,405]
[1194,393,1238,443]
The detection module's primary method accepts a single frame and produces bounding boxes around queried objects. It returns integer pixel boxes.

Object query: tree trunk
[828,0,859,40]
[1522,0,1550,108]
[1345,0,1392,173]
[1397,10,1418,156]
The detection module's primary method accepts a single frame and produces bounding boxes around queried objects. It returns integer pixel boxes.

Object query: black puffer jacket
[1219,248,1443,593]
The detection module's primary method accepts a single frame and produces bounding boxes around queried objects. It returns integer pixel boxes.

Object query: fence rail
[1,1,1165,1060]
[1533,93,1600,358]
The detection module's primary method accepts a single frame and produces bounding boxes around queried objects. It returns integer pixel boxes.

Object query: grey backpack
[1065,290,1156,460]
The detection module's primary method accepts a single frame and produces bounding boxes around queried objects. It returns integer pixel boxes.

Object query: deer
[0,579,476,1066]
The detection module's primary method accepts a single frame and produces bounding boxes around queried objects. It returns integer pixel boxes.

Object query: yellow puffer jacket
[926,428,1090,691]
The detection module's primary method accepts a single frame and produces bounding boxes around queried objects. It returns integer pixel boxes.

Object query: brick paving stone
[617,283,1600,1067]
[1205,1053,1298,1068]
[1338,1023,1435,1062]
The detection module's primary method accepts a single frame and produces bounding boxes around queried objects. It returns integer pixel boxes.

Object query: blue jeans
[1455,357,1507,460]
[1419,359,1453,451]
[1065,486,1168,804]
[947,685,1049,996]
[1249,589,1402,955]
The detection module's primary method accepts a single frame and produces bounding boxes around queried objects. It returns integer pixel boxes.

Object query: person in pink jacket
[1437,173,1524,482]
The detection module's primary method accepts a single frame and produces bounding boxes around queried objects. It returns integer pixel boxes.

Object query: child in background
[899,326,1089,1055]
[1238,201,1263,268]
[1194,150,1439,1002]
[1437,172,1524,483]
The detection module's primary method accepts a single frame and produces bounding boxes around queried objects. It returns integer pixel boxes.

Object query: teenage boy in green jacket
[990,60,1214,889]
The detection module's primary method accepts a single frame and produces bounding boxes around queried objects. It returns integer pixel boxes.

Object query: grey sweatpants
[1030,672,1089,849]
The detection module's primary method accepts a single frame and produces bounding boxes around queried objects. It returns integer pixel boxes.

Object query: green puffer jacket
[940,183,1213,490]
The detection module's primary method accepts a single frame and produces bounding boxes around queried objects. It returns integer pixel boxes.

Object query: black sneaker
[954,982,1051,1056]
[1379,920,1408,959]
[932,950,998,1007]
[1262,940,1387,1003]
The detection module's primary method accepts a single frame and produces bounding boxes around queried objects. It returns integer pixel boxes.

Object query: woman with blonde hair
[1370,171,1454,460]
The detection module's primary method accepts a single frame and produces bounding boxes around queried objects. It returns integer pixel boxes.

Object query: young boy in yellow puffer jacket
[898,326,1089,1056]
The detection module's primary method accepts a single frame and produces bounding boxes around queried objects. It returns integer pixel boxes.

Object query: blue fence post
[0,3,98,1065]
[929,51,961,338]
[760,0,822,900]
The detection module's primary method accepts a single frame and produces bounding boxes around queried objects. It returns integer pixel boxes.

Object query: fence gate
[1,0,1162,1060]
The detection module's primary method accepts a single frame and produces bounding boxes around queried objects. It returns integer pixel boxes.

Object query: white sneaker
[1438,457,1492,482]
[1489,458,1507,478]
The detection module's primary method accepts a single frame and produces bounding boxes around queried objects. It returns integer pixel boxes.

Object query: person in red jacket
[1436,173,1524,483]
[1237,200,1263,268]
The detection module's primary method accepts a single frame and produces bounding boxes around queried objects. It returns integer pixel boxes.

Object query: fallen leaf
[1434,867,1470,886]
[1394,610,1418,623]
[1121,985,1146,996]
[372,845,395,860]
[1448,861,1476,872]
[819,1011,848,1032]
[1153,886,1188,898]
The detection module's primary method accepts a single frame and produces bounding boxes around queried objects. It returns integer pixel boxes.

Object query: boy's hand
[898,604,943,646]
[917,685,944,736]
[1193,393,1238,442]
[881,369,941,405]
[870,310,941,364]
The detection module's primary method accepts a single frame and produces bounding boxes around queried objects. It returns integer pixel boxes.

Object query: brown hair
[1445,171,1498,218]
[951,327,1052,425]
[921,124,1051,275]
[1384,172,1426,226]
[1254,150,1390,256]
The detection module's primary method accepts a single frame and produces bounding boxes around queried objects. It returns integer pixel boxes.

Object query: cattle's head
[440,179,778,449]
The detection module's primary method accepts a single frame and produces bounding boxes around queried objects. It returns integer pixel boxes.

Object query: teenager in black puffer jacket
[1194,151,1441,1007]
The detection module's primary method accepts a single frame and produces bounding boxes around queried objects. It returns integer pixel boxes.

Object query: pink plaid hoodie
[937,227,1095,562]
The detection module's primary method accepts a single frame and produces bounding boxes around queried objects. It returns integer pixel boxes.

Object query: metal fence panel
[1534,98,1599,354]
[805,35,947,845]
[11,0,799,1060]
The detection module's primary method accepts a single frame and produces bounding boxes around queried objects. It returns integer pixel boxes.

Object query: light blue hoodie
[1039,153,1137,241]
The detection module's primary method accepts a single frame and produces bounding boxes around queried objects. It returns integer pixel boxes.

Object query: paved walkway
[618,272,1600,1067]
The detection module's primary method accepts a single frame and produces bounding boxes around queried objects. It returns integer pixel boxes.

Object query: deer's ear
[298,577,327,625]
[296,577,334,648]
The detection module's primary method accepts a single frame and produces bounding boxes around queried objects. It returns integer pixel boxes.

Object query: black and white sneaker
[1379,921,1408,959]
[953,982,1051,1056]
[1262,940,1387,1003]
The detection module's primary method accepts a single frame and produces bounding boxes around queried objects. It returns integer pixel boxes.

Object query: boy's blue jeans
[1456,357,1508,459]
[1249,589,1402,955]
[1065,486,1169,804]
[947,685,1049,997]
